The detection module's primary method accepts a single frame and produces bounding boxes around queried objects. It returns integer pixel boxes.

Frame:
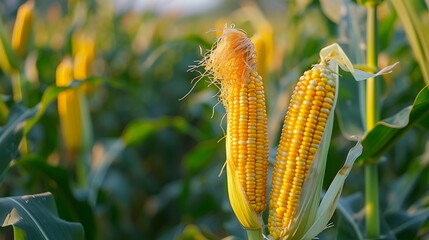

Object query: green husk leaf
[391,0,429,84]
[302,141,363,239]
[225,138,261,230]
[319,43,398,82]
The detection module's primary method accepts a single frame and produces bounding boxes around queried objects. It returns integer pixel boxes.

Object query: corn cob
[72,32,95,66]
[72,32,95,93]
[11,1,34,56]
[56,57,84,153]
[228,70,269,214]
[74,51,89,80]
[268,62,336,239]
[0,18,19,74]
[204,27,269,222]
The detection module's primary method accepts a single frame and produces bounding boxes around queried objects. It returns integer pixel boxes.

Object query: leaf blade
[0,192,84,240]
[359,85,429,163]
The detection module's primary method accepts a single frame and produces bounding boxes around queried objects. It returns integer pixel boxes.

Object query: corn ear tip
[205,26,257,82]
[56,57,73,86]
[190,25,257,105]
[17,1,35,15]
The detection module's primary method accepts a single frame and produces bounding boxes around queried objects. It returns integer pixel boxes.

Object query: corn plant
[197,23,399,239]
[0,1,428,240]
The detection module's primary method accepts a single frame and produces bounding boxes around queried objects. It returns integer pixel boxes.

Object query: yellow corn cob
[73,51,89,80]
[0,18,19,74]
[0,37,15,74]
[56,57,84,153]
[72,32,95,93]
[11,1,34,56]
[204,27,269,221]
[228,70,269,214]
[268,62,336,239]
[72,31,95,64]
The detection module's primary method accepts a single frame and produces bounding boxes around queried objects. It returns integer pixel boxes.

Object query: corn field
[0,0,428,239]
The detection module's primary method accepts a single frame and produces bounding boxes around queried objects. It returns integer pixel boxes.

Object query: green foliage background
[0,0,428,239]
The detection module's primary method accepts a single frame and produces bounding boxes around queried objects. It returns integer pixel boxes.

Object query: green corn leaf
[385,209,429,239]
[177,224,209,240]
[23,86,64,135]
[0,82,93,179]
[388,144,429,212]
[121,117,190,146]
[358,85,429,164]
[89,117,191,205]
[0,192,84,240]
[23,83,86,135]
[23,77,117,136]
[0,105,37,179]
[88,140,125,206]
[18,155,96,240]
[336,194,365,240]
[184,140,219,175]
[391,0,429,85]
[0,80,103,179]
[0,17,19,74]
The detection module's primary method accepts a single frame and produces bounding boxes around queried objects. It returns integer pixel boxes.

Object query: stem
[12,71,29,155]
[0,99,9,124]
[20,137,28,155]
[11,71,23,102]
[67,148,88,188]
[365,5,380,238]
[246,229,262,240]
[76,150,88,187]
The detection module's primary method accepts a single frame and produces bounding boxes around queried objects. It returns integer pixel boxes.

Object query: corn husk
[274,43,397,240]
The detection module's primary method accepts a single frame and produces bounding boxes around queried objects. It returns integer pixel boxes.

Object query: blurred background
[0,0,428,239]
